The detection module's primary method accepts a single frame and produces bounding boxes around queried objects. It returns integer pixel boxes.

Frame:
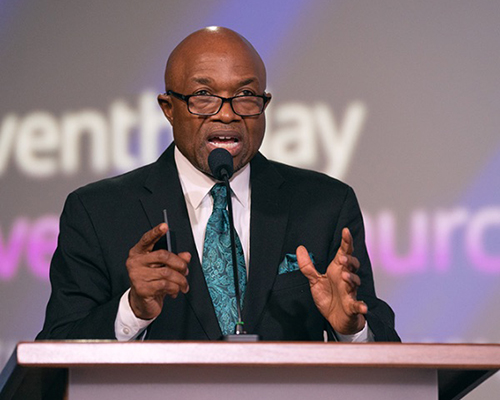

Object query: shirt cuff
[335,321,375,342]
[114,288,155,341]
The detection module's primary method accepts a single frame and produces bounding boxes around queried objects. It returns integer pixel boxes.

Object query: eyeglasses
[162,90,270,117]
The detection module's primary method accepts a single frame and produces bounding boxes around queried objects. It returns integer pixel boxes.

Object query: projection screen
[1,1,499,398]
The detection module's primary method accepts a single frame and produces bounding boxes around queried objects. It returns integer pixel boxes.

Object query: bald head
[164,27,266,91]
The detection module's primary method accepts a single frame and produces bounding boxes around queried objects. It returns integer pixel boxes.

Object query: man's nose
[213,99,240,123]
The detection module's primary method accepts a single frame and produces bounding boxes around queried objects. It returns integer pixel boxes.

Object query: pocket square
[278,252,315,274]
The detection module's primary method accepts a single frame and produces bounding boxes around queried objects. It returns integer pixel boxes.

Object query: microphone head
[208,148,234,180]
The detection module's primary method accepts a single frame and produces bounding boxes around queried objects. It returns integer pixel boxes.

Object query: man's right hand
[126,223,191,320]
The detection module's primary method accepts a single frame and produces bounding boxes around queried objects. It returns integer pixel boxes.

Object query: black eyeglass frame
[161,90,271,117]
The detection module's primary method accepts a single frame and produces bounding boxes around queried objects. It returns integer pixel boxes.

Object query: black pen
[162,209,172,252]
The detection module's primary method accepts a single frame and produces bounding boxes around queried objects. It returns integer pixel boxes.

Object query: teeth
[208,135,239,148]
[212,141,239,148]
[209,136,238,141]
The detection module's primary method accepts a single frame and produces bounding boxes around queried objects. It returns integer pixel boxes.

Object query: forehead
[169,40,266,91]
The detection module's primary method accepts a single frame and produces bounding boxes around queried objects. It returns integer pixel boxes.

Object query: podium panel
[70,366,437,400]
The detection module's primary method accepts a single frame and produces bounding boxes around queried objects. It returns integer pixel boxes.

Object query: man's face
[159,38,270,175]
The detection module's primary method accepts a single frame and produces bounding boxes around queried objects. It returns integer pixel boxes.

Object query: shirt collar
[174,146,250,210]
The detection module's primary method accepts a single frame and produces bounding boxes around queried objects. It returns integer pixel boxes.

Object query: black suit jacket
[37,144,400,342]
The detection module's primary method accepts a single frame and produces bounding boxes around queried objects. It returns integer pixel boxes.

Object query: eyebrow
[238,77,258,86]
[192,77,213,85]
[190,77,259,86]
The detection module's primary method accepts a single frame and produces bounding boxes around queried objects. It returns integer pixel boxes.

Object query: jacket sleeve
[36,191,122,340]
[328,186,401,342]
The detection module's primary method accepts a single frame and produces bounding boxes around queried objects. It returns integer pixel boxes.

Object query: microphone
[208,148,234,180]
[208,149,258,341]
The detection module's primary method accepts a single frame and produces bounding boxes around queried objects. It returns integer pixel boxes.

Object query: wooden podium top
[1,342,500,400]
[13,341,500,369]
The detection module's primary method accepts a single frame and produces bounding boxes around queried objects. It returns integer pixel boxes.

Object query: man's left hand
[296,227,367,335]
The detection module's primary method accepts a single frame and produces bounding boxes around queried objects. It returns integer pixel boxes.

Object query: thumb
[296,245,321,283]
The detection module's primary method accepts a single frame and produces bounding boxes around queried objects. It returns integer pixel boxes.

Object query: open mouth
[208,135,240,149]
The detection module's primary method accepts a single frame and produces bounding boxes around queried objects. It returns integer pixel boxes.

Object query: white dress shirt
[115,147,372,342]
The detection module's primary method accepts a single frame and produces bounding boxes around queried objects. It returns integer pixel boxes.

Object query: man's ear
[264,92,272,110]
[157,93,174,125]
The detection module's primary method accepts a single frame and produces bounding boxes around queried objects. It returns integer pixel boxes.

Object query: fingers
[338,253,360,273]
[127,226,192,319]
[349,299,368,315]
[342,270,361,290]
[130,223,168,255]
[135,250,190,275]
[178,251,192,265]
[129,268,189,318]
[127,249,191,293]
[127,251,190,318]
[296,245,321,283]
[339,227,354,256]
[141,267,190,295]
[336,228,359,276]
[338,251,361,294]
[144,252,192,294]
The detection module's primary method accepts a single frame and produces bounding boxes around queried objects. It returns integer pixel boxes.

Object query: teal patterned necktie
[202,183,247,335]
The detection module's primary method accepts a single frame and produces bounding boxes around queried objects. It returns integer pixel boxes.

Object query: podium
[1,342,499,400]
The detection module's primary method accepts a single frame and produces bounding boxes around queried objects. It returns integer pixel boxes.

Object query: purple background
[1,1,499,398]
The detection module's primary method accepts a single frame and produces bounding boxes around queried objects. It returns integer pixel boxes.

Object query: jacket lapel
[243,153,292,333]
[139,144,221,339]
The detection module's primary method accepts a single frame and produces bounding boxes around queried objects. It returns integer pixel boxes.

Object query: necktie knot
[210,183,227,210]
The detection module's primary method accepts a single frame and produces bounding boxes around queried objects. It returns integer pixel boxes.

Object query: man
[37,27,399,342]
